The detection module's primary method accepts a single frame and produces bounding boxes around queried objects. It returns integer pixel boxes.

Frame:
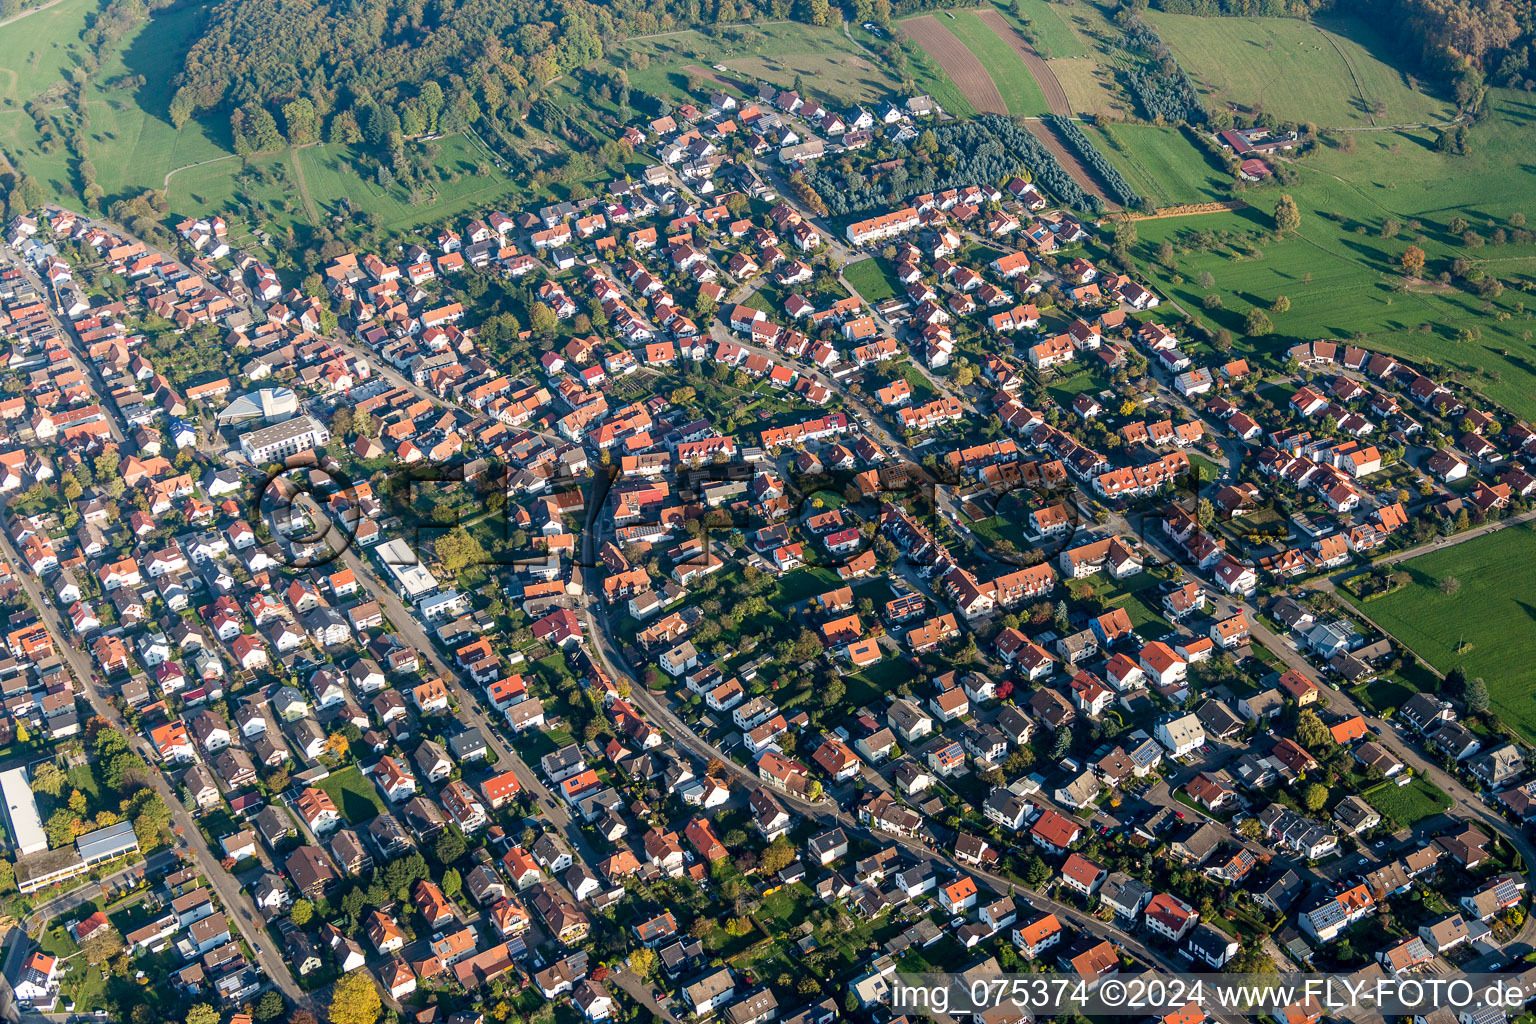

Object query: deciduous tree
[328,970,382,1024]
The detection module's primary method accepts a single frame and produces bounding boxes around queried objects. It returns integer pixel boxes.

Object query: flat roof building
[15,847,86,893]
[1,766,47,855]
[374,538,438,599]
[76,820,140,865]
[239,415,329,462]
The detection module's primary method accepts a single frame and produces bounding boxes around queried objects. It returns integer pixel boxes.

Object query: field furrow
[901,15,1008,116]
[974,8,1069,116]
[1024,117,1114,210]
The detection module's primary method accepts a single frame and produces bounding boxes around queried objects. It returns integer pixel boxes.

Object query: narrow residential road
[0,517,315,1012]
[7,250,125,445]
[1141,523,1536,948]
[573,501,1253,1024]
[0,234,310,1007]
[293,495,599,868]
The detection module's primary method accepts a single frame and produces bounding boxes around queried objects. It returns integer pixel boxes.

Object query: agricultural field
[1088,124,1228,208]
[1129,90,1536,418]
[942,9,1051,117]
[998,0,1086,60]
[1047,55,1127,119]
[900,14,1008,115]
[1144,11,1455,128]
[1354,526,1536,744]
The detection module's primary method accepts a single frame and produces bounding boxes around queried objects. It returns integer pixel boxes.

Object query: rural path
[974,8,1070,116]
[1331,116,1466,132]
[1315,23,1376,126]
[287,144,321,225]
[0,0,66,30]
[625,19,794,41]
[1357,508,1536,569]
[162,153,239,193]
[840,18,880,61]
[901,15,1007,115]
[1022,116,1115,209]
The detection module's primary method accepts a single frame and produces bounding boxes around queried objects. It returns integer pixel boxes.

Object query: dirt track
[901,15,1008,115]
[1023,118,1115,210]
[974,8,1071,116]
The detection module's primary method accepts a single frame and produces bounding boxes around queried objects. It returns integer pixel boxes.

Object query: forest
[1117,15,1208,125]
[147,0,968,216]
[803,115,1101,217]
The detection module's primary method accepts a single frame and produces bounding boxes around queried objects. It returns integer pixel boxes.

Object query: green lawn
[996,0,1086,59]
[1099,572,1174,639]
[1090,123,1230,208]
[775,566,844,605]
[1188,452,1222,485]
[845,657,916,709]
[297,134,524,233]
[1130,91,1536,419]
[1352,526,1536,742]
[1348,675,1417,716]
[1144,11,1455,128]
[0,0,94,103]
[1363,778,1453,828]
[317,765,384,825]
[843,257,900,304]
[613,23,900,108]
[942,9,1051,117]
[0,0,228,208]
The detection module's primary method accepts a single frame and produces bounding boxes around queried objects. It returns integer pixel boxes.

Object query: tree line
[1144,0,1528,109]
[803,115,1103,217]
[1116,15,1208,125]
[1046,114,1146,210]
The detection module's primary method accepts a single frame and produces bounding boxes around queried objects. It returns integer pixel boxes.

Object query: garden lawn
[317,765,384,824]
[775,566,843,605]
[1144,11,1454,128]
[845,657,917,708]
[1352,525,1536,742]
[843,257,900,304]
[1363,778,1453,828]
